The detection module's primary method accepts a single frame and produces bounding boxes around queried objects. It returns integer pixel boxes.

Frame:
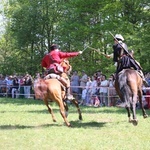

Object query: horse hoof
[53,119,57,122]
[128,118,132,123]
[143,114,148,118]
[68,124,72,127]
[132,120,138,126]
[79,116,83,120]
[129,120,132,123]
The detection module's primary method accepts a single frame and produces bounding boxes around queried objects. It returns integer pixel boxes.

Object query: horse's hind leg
[126,107,132,123]
[43,99,57,122]
[58,101,71,127]
[138,90,148,118]
[71,99,82,120]
[131,94,138,126]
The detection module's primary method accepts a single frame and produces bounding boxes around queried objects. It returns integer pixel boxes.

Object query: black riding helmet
[50,44,59,51]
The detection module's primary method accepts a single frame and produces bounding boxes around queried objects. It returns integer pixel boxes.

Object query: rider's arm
[59,51,80,59]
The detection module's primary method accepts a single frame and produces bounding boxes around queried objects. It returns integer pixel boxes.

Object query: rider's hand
[118,40,123,44]
[106,55,110,58]
[79,51,83,54]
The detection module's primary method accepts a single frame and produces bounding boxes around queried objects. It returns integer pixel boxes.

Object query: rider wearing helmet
[112,34,148,86]
[113,34,128,68]
[41,44,83,100]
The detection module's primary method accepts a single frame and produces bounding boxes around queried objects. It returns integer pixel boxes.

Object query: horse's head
[60,58,72,75]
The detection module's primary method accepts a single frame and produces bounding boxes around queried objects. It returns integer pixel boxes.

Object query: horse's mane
[60,58,72,75]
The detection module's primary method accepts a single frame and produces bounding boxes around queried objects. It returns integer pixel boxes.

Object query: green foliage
[0,0,149,76]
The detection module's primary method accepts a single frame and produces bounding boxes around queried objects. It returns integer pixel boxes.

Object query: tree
[0,0,149,76]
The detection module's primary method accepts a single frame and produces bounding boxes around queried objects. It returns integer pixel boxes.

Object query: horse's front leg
[58,100,71,127]
[71,99,83,120]
[43,98,57,122]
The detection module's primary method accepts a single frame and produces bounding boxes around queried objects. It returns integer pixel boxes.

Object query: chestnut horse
[115,69,148,125]
[34,59,82,127]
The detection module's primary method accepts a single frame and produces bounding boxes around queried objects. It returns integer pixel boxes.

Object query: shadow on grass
[0,109,59,114]
[0,120,107,130]
[70,120,107,128]
[0,123,62,130]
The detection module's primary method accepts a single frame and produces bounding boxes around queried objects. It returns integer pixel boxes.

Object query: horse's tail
[119,73,131,106]
[34,78,48,100]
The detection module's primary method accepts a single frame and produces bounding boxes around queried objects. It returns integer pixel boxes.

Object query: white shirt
[85,80,92,92]
[90,80,97,95]
[99,80,109,93]
[82,89,87,100]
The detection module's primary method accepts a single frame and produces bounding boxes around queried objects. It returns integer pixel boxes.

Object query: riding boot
[138,70,149,87]
[59,77,75,100]
[66,87,75,100]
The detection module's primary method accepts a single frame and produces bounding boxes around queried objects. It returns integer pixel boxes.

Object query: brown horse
[115,69,148,125]
[34,59,82,127]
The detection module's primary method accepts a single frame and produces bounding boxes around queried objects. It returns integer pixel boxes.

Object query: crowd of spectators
[70,70,150,108]
[0,71,150,108]
[0,73,33,99]
[70,70,117,107]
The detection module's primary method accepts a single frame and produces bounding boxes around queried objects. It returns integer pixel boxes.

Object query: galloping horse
[115,68,148,125]
[34,59,82,127]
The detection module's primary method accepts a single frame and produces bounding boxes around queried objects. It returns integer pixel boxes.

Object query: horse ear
[67,65,72,75]
[64,58,68,62]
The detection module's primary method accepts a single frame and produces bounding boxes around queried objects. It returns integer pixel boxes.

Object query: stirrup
[143,79,149,87]
[66,94,75,100]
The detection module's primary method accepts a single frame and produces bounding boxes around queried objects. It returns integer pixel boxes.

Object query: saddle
[116,69,147,85]
[44,73,66,91]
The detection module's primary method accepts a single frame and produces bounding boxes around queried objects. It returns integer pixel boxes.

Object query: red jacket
[41,50,80,69]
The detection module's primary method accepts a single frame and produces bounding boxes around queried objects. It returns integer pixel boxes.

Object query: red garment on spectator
[146,90,150,109]
[41,50,79,70]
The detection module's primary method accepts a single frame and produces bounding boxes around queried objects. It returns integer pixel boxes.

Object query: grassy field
[0,97,150,150]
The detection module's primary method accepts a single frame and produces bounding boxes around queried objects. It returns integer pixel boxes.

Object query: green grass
[0,98,150,150]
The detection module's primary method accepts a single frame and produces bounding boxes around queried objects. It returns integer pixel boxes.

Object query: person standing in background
[99,75,109,106]
[11,76,19,98]
[79,70,88,98]
[24,74,32,98]
[70,70,80,95]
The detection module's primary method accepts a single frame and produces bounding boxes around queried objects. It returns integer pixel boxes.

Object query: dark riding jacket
[113,43,140,73]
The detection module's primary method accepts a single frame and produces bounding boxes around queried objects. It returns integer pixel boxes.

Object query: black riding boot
[138,70,149,87]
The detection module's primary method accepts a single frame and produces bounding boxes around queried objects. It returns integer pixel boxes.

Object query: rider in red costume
[41,44,82,100]
[41,44,81,72]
